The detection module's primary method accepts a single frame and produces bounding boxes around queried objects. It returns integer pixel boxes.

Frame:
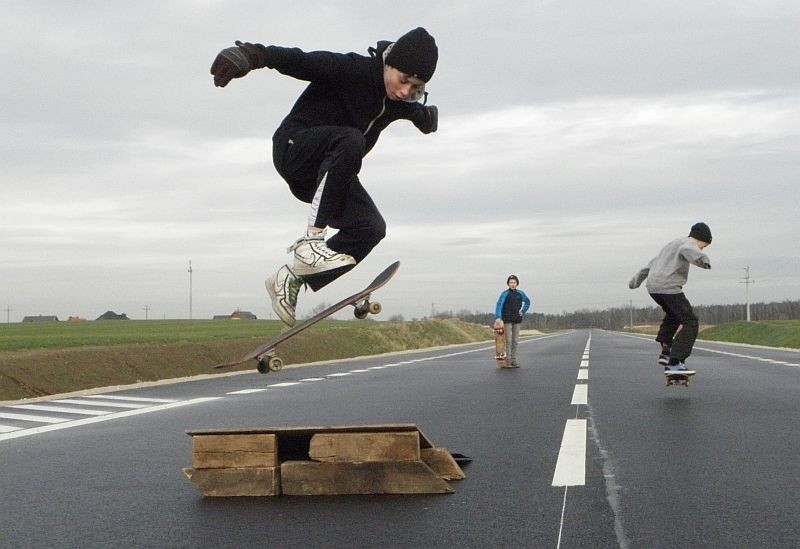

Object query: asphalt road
[1,330,799,548]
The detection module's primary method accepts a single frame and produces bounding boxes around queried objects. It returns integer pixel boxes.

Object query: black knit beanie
[385,27,438,83]
[688,222,712,244]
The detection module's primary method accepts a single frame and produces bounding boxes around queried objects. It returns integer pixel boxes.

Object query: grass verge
[0,319,491,401]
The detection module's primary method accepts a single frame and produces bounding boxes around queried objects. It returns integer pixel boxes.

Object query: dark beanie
[385,27,438,83]
[688,222,712,244]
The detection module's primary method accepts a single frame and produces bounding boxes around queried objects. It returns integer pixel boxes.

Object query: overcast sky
[2,1,798,322]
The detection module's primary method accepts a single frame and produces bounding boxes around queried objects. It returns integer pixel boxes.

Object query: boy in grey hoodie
[629,222,712,372]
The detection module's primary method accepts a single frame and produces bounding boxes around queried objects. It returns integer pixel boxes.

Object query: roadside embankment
[0,319,491,401]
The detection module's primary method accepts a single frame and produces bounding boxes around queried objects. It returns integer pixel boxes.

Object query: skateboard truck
[256,351,283,374]
[353,295,381,320]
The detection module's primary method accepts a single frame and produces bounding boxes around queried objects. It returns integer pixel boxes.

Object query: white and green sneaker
[266,265,304,326]
[288,230,356,276]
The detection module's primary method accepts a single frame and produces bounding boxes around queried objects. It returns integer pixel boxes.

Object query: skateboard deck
[493,327,507,367]
[664,369,696,387]
[214,261,400,373]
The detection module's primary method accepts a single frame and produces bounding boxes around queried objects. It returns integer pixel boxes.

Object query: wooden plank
[182,467,280,497]
[309,432,420,463]
[280,461,453,495]
[420,448,466,481]
[185,424,435,448]
[191,433,277,468]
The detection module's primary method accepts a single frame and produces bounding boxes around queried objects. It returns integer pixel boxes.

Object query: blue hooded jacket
[495,289,531,324]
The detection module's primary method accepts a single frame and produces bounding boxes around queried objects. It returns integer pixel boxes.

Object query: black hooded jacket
[256,41,432,153]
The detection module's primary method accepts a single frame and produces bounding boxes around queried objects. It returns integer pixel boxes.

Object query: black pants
[650,292,698,361]
[273,126,386,290]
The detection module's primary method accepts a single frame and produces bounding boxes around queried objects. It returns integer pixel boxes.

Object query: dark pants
[272,126,386,291]
[650,292,698,361]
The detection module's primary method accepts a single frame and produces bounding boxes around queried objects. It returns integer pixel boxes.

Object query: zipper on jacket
[363,97,386,136]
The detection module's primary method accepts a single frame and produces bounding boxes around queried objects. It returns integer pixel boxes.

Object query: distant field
[0,319,351,352]
[699,320,800,349]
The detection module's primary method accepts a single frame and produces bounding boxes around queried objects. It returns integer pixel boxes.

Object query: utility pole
[629,300,634,331]
[188,259,193,320]
[4,304,11,324]
[143,305,150,320]
[740,266,755,322]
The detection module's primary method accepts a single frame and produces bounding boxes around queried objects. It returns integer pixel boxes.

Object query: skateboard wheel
[268,357,283,372]
[367,301,381,315]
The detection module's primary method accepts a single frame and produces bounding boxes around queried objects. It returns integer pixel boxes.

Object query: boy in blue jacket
[494,275,532,368]
[210,28,439,325]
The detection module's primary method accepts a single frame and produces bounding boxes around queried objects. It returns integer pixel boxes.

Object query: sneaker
[265,265,304,326]
[288,230,356,276]
[665,361,696,375]
[657,353,671,365]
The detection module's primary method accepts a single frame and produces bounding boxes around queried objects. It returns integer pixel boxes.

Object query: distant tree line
[432,300,800,331]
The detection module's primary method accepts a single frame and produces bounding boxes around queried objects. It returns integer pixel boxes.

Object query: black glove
[210,41,267,88]
[411,105,438,134]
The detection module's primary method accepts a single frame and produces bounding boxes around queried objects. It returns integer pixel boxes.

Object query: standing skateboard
[493,327,508,367]
[214,261,400,374]
[664,369,696,387]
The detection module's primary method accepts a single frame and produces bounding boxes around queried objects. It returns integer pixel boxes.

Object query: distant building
[68,316,86,322]
[213,310,257,320]
[22,315,59,323]
[96,311,130,321]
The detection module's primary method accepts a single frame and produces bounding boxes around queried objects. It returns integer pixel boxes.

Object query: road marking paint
[577,369,588,380]
[10,404,111,416]
[571,384,588,405]
[227,389,266,394]
[52,399,150,409]
[580,359,589,367]
[552,419,587,486]
[326,372,352,377]
[0,397,221,441]
[0,412,71,424]
[267,382,300,388]
[0,425,22,433]
[82,395,176,403]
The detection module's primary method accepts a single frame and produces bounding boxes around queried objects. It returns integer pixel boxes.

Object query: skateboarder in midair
[210,28,439,325]
[629,222,712,373]
[494,275,531,368]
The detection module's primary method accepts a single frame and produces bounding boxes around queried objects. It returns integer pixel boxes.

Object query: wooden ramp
[183,423,466,497]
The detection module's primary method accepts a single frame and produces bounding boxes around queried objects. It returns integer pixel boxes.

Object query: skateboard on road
[664,369,696,387]
[214,261,400,374]
[493,326,508,367]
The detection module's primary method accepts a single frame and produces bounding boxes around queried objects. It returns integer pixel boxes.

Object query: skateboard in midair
[214,261,400,374]
[493,326,508,367]
[664,369,696,387]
